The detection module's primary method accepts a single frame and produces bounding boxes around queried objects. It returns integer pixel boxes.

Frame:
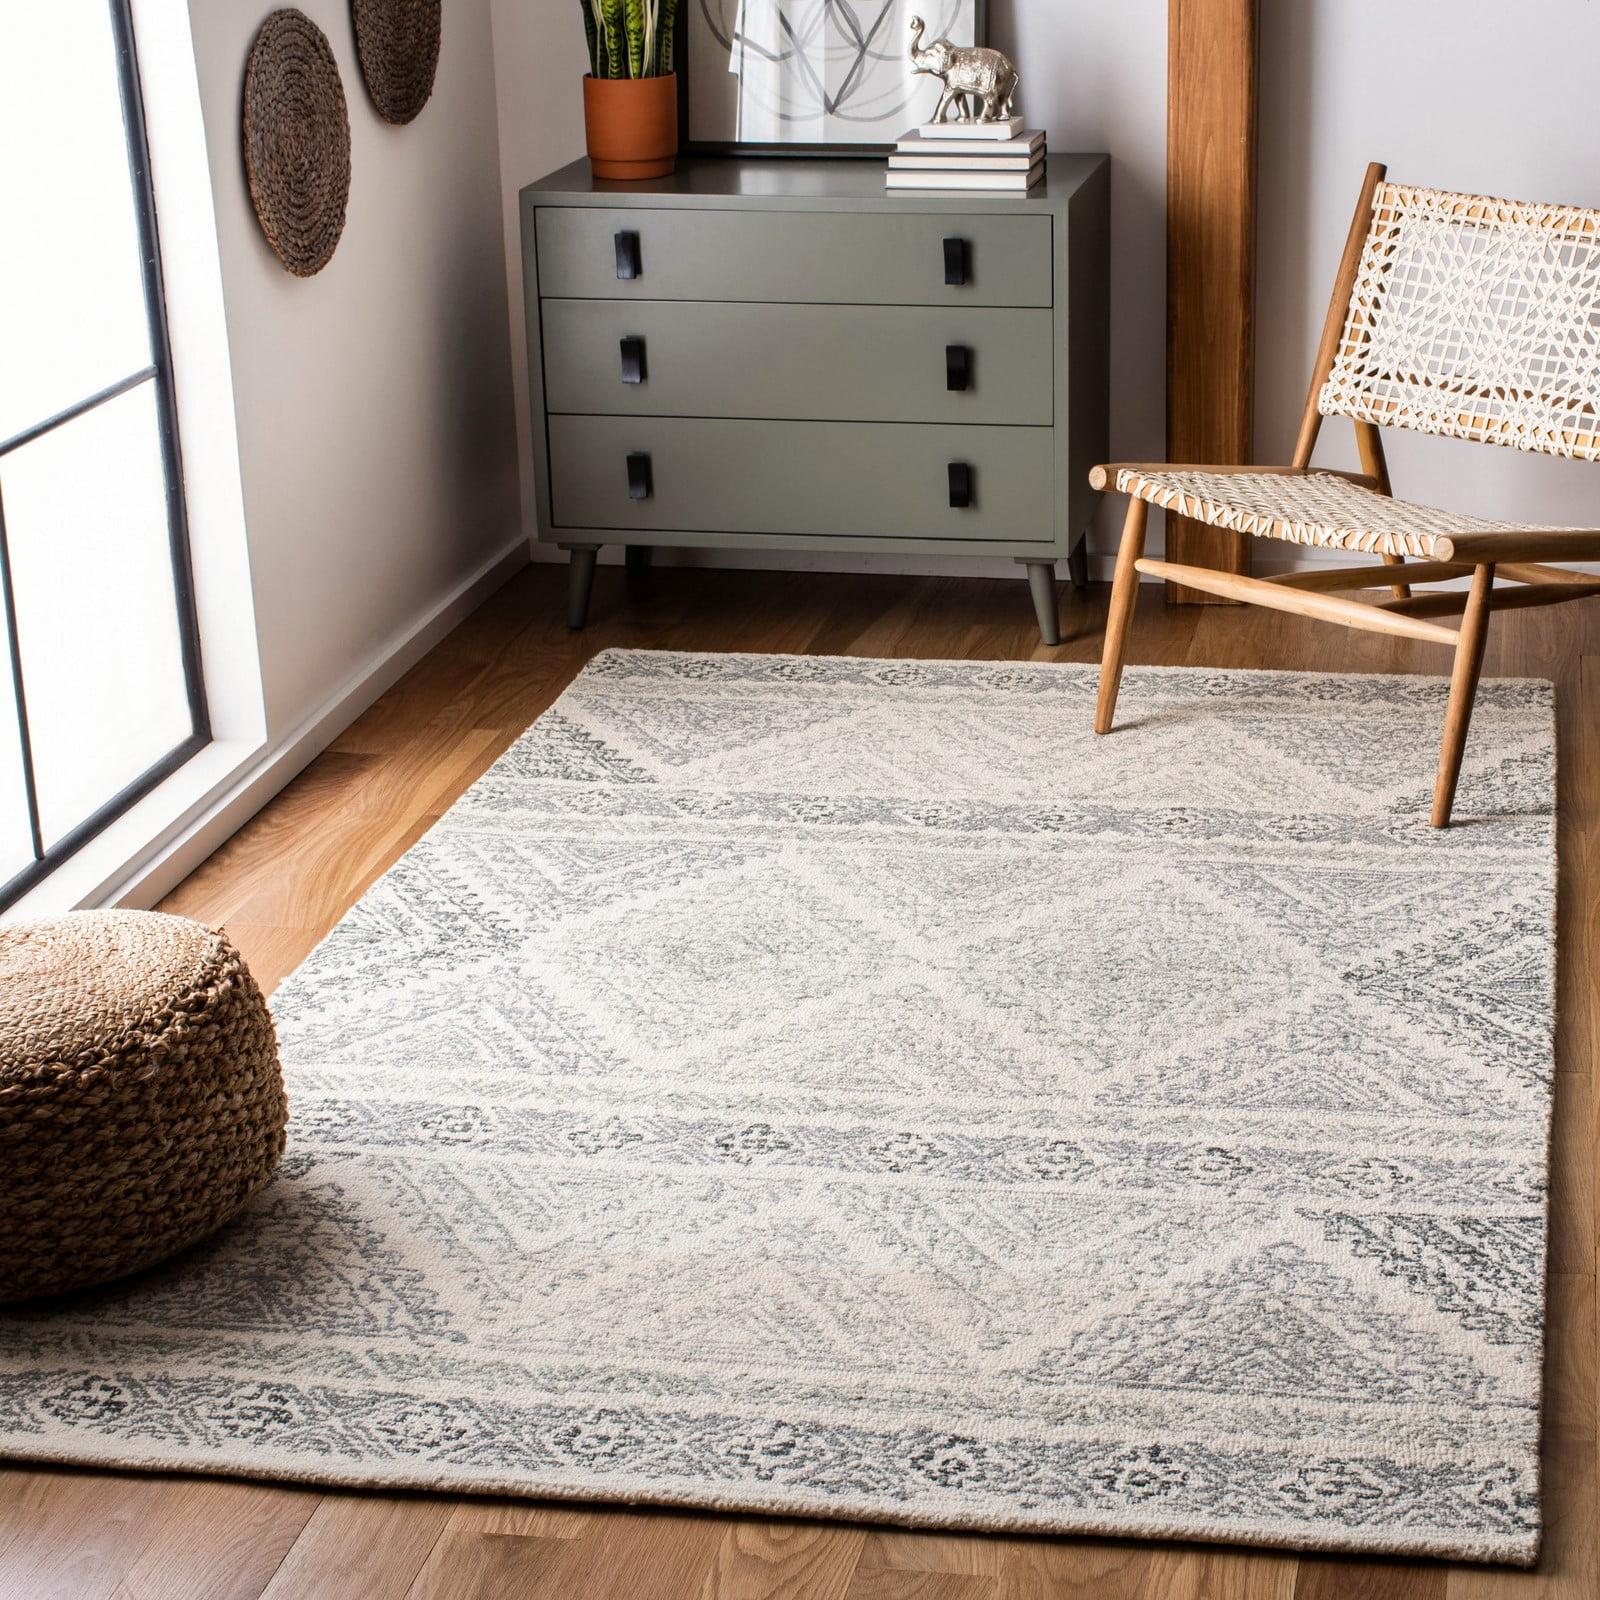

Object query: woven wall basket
[351,0,442,125]
[242,9,352,278]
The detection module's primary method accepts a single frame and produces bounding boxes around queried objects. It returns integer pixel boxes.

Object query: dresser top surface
[523,154,1107,213]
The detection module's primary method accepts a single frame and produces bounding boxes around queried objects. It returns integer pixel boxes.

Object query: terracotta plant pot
[583,74,679,181]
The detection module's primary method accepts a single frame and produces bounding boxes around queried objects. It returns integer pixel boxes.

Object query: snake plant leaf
[580,0,600,76]
[656,0,677,73]
[624,0,647,78]
[597,0,624,78]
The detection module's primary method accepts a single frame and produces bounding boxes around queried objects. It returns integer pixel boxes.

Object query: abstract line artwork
[688,1,981,147]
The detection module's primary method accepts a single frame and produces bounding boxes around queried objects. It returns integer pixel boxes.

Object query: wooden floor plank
[696,1521,867,1600]
[110,1478,320,1600]
[996,1539,1162,1599]
[513,1508,728,1600]
[1547,1272,1599,1440]
[255,1494,453,1600]
[856,1529,1005,1579]
[160,753,382,926]
[1292,1558,1446,1599]
[1551,1075,1596,1275]
[844,1565,997,1600]
[0,1470,181,1600]
[402,1531,569,1600]
[1555,658,1600,1088]
[440,1498,595,1540]
[1183,1548,1299,1600]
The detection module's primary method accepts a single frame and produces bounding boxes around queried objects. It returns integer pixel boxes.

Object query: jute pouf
[0,912,286,1304]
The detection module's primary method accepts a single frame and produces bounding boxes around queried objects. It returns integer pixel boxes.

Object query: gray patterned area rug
[0,652,1557,1564]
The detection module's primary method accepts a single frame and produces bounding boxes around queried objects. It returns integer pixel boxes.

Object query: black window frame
[0,0,209,912]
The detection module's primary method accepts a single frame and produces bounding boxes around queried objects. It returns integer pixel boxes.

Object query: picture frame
[681,1,988,158]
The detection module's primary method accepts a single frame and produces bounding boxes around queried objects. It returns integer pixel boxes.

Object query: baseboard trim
[106,536,532,912]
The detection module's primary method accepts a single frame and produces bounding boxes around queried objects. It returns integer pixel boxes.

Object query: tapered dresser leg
[1095,498,1149,734]
[1431,562,1495,828]
[1020,560,1061,646]
[625,544,652,578]
[566,545,600,629]
[1068,532,1090,593]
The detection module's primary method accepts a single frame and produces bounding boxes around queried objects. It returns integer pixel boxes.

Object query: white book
[889,153,1039,173]
[894,129,1044,158]
[915,116,1027,140]
[885,160,1044,193]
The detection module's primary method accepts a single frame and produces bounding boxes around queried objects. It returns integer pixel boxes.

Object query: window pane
[0,597,34,884]
[1,382,192,847]
[0,3,153,441]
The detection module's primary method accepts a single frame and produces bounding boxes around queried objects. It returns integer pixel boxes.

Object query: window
[0,1,208,910]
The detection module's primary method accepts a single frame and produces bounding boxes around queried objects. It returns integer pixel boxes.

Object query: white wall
[488,2,587,560]
[1258,0,1600,541]
[488,1,1167,580]
[994,0,1167,566]
[185,0,524,740]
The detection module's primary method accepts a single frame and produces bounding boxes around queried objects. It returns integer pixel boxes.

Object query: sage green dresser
[519,155,1109,643]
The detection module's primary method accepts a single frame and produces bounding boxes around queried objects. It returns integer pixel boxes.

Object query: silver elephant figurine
[908,16,1020,124]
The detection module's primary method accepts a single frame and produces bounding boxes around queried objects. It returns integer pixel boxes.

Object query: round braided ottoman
[0,911,286,1304]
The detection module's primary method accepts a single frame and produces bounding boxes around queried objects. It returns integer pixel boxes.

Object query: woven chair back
[1319,182,1600,460]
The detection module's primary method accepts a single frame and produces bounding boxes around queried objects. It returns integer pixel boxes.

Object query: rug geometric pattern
[0,653,1556,1564]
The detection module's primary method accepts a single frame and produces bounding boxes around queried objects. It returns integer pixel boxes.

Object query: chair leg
[1381,551,1412,600]
[1431,563,1495,828]
[1095,498,1149,735]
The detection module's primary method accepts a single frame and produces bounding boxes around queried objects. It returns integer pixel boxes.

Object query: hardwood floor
[2,561,1595,1599]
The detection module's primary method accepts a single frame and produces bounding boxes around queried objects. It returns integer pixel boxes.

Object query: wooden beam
[1380,580,1600,619]
[1434,530,1600,563]
[1498,560,1600,585]
[1165,0,1259,603]
[1134,558,1461,644]
[1265,561,1474,591]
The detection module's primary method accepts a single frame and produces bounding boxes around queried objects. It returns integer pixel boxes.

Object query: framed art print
[685,1,987,155]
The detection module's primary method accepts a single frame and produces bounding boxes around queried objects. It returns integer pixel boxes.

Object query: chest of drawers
[519,155,1109,643]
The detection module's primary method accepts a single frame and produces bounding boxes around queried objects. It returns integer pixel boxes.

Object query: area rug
[0,652,1557,1564]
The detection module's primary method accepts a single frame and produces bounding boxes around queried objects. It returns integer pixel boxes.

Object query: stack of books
[885,118,1045,193]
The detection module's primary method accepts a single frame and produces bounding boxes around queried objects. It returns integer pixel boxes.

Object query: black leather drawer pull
[948,461,972,508]
[614,230,641,280]
[620,335,646,384]
[943,236,969,286]
[626,451,652,500]
[946,343,971,392]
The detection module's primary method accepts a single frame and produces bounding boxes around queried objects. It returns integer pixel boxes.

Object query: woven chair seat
[0,911,286,1304]
[1113,466,1584,559]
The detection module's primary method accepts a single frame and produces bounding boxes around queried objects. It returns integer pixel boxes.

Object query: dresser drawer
[534,207,1053,307]
[542,301,1053,426]
[547,416,1053,543]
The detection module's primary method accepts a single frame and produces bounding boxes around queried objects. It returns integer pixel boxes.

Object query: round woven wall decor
[351,0,442,125]
[242,10,351,278]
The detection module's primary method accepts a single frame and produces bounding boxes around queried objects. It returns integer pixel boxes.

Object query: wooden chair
[1092,163,1600,826]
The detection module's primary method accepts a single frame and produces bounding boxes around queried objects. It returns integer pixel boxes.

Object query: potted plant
[580,1,679,180]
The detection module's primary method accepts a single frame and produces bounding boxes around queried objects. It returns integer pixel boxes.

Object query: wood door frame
[1165,0,1259,602]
